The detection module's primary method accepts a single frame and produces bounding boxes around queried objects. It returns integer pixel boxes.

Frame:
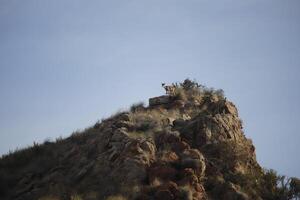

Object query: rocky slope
[0,79,299,200]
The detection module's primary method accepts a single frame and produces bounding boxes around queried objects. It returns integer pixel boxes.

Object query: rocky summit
[0,79,299,200]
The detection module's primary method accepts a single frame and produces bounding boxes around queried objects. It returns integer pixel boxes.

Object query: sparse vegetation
[129,108,180,137]
[130,102,146,113]
[105,195,127,200]
[172,79,225,106]
[0,79,298,200]
[258,169,300,200]
[70,194,83,200]
[126,131,144,139]
[200,138,300,199]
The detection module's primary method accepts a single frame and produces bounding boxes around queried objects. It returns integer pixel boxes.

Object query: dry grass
[38,196,60,200]
[105,195,127,200]
[128,108,181,138]
[70,194,83,200]
[127,131,145,139]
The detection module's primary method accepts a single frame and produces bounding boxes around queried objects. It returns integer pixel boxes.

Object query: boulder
[224,101,238,115]
[173,119,187,128]
[149,95,172,107]
[160,151,179,163]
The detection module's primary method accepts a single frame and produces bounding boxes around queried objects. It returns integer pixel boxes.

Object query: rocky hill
[0,79,299,200]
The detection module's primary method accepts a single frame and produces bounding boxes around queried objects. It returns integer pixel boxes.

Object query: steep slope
[0,79,299,200]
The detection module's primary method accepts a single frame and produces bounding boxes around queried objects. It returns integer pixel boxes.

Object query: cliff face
[0,80,296,200]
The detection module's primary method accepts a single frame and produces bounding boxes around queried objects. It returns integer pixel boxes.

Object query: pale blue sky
[0,0,299,177]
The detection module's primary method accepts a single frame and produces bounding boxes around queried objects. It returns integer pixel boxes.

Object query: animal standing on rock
[162,83,176,96]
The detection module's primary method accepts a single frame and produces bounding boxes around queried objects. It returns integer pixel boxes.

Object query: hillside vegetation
[0,79,299,200]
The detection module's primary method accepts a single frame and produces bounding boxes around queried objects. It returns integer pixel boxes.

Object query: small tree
[180,78,200,91]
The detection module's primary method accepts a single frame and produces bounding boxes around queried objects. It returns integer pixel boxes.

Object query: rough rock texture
[149,95,173,107]
[0,81,288,200]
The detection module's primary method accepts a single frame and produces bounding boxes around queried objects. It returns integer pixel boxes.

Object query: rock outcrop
[0,79,298,200]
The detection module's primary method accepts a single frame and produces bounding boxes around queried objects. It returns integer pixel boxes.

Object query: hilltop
[0,79,299,200]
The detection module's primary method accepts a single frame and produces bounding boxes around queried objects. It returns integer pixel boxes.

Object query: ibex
[162,83,176,96]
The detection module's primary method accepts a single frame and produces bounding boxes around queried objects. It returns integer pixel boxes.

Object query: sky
[0,0,299,177]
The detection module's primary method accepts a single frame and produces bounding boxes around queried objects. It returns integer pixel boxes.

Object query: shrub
[43,138,52,145]
[172,79,225,105]
[130,110,167,132]
[290,177,300,199]
[180,79,200,91]
[255,169,300,200]
[202,141,250,172]
[214,89,224,98]
[130,102,145,113]
[174,87,187,101]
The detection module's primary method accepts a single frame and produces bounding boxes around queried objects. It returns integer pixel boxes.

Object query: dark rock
[173,119,187,127]
[155,189,174,200]
[149,95,173,107]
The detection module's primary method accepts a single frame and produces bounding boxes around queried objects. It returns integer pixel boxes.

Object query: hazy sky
[0,0,299,177]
